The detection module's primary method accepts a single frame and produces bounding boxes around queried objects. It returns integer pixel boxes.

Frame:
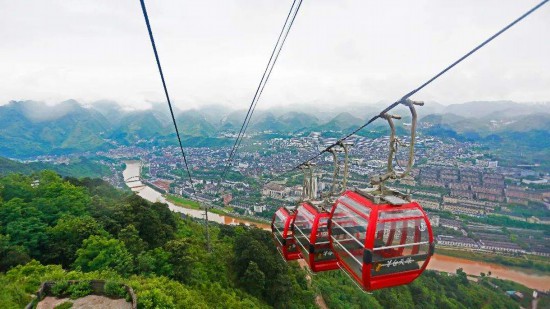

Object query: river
[123,160,549,290]
[122,161,270,229]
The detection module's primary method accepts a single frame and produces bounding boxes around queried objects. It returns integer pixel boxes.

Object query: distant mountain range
[0,100,548,158]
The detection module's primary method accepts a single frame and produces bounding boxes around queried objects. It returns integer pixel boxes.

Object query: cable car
[329,189,434,291]
[293,201,339,272]
[271,207,301,261]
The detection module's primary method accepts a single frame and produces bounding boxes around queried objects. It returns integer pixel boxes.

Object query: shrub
[104,281,128,299]
[137,288,175,309]
[67,281,92,299]
[50,281,70,297]
[54,301,73,309]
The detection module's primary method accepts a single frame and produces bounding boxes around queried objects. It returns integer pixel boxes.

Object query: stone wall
[25,280,137,309]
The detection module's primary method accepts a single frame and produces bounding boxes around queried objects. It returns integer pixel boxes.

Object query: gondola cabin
[271,207,301,261]
[292,202,339,272]
[329,190,434,291]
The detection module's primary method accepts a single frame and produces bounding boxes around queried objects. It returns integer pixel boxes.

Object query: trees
[5,216,48,258]
[0,234,30,271]
[137,248,173,277]
[46,215,107,267]
[74,235,133,275]
[242,261,265,298]
[118,224,147,256]
[164,238,198,284]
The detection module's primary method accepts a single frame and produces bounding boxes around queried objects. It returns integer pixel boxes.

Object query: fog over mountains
[0,99,549,158]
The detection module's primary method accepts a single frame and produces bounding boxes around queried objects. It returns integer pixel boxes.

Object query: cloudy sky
[1,0,549,110]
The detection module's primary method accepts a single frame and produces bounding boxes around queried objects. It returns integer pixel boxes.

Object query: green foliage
[67,281,92,299]
[0,234,31,271]
[137,288,176,309]
[0,172,538,309]
[74,236,133,275]
[104,281,129,299]
[163,238,199,284]
[54,301,73,309]
[116,195,178,248]
[165,195,201,210]
[137,248,173,277]
[50,280,70,297]
[315,270,520,309]
[118,224,147,256]
[233,228,315,307]
[46,215,108,267]
[242,261,265,298]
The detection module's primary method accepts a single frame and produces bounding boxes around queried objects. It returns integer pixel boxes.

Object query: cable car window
[339,196,371,217]
[331,203,368,279]
[273,210,287,245]
[316,217,330,243]
[378,208,423,221]
[294,209,314,259]
[314,217,336,262]
[371,218,430,277]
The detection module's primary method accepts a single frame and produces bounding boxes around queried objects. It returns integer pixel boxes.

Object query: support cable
[220,0,303,182]
[139,0,196,196]
[269,0,549,183]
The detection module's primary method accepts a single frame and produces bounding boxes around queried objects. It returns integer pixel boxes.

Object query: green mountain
[0,101,111,158]
[0,156,111,178]
[278,111,320,132]
[176,110,217,137]
[421,111,550,136]
[1,100,549,158]
[110,111,169,144]
[319,112,364,131]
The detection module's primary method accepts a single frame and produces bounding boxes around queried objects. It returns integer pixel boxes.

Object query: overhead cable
[139,0,196,195]
[275,0,549,181]
[220,0,304,182]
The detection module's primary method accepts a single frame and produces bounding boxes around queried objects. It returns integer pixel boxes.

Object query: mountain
[176,110,217,137]
[0,100,111,157]
[278,111,320,132]
[443,101,550,118]
[319,112,363,131]
[110,111,169,144]
[0,156,110,178]
[1,100,549,157]
[420,111,550,135]
[249,112,283,132]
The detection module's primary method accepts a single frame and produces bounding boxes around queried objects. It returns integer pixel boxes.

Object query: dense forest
[0,171,530,308]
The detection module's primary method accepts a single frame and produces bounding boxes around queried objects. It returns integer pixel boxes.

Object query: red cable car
[293,201,339,272]
[329,189,434,291]
[271,207,301,261]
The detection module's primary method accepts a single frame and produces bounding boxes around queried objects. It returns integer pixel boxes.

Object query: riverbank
[123,160,549,290]
[164,194,271,226]
[429,254,550,290]
[436,247,550,275]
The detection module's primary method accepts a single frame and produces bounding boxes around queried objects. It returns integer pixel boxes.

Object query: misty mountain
[176,110,217,137]
[0,101,111,157]
[442,101,550,118]
[319,112,364,131]
[0,99,548,158]
[420,112,550,135]
[110,110,170,144]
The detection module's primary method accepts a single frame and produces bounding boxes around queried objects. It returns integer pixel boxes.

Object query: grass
[164,195,270,226]
[165,195,202,210]
[436,247,550,274]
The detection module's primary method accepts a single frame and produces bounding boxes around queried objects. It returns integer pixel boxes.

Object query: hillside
[0,171,532,308]
[1,100,549,158]
[0,156,111,178]
[0,101,111,157]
